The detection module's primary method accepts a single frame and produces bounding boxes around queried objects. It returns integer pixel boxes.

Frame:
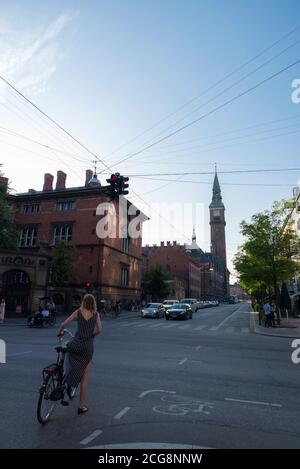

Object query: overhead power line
[104,24,300,160]
[107,57,300,170]
[0,74,110,172]
[120,167,300,178]
[0,125,89,163]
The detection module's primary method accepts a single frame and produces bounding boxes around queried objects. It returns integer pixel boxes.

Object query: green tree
[234,200,300,310]
[143,265,170,301]
[0,167,18,249]
[50,241,74,287]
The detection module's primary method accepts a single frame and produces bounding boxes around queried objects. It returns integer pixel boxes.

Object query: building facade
[2,169,147,315]
[284,185,300,315]
[142,242,202,299]
[141,170,229,301]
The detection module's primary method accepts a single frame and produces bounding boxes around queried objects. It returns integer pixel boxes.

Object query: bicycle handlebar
[57,328,74,339]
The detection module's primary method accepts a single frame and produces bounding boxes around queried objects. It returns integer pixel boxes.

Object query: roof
[209,170,224,208]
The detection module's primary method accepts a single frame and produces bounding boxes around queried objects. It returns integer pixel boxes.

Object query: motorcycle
[27,310,56,328]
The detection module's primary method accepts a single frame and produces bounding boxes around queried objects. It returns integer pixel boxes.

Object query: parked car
[228,295,238,304]
[141,303,165,318]
[166,303,193,320]
[179,298,199,312]
[162,299,179,311]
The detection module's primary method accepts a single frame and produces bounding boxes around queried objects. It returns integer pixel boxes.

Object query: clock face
[213,209,220,217]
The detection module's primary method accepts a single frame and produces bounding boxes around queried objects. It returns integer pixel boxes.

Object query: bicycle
[37,329,77,424]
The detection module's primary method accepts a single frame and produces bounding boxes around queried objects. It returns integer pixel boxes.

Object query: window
[55,201,75,212]
[19,227,37,247]
[23,204,40,214]
[53,224,72,244]
[122,237,130,252]
[120,266,129,287]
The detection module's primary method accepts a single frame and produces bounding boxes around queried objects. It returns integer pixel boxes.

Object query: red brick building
[2,169,147,315]
[142,242,202,299]
[141,170,229,301]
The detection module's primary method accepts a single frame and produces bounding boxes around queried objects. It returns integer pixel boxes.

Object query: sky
[0,0,300,279]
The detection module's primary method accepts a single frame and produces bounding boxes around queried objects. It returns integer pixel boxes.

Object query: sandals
[78,406,88,415]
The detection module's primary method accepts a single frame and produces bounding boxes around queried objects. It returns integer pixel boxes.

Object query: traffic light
[105,173,119,198]
[105,173,129,197]
[84,282,92,293]
[118,176,129,195]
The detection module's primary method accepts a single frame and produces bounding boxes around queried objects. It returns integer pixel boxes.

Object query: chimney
[0,176,8,192]
[160,241,164,246]
[56,171,67,190]
[43,173,54,191]
[167,241,171,246]
[85,169,93,186]
[173,241,177,246]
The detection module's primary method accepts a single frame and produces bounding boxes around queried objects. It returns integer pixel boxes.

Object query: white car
[162,299,179,311]
[179,298,199,312]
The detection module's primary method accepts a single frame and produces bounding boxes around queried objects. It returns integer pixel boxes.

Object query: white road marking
[194,325,206,331]
[163,323,178,328]
[7,350,32,357]
[209,326,218,331]
[178,358,188,365]
[195,345,202,351]
[225,398,282,408]
[149,323,163,328]
[139,390,176,399]
[178,324,190,330]
[114,407,131,419]
[134,322,149,328]
[216,306,242,329]
[224,327,235,333]
[80,430,103,446]
[87,442,212,449]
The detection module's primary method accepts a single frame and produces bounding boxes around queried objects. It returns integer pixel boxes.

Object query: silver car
[141,303,165,318]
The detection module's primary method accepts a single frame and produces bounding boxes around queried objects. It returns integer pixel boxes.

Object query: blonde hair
[81,294,97,314]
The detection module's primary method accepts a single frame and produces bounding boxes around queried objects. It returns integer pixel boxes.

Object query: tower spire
[192,225,196,243]
[209,166,224,208]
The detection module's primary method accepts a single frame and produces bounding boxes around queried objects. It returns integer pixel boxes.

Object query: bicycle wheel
[37,372,60,424]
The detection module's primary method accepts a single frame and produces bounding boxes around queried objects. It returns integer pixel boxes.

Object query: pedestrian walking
[0,299,5,323]
[263,300,272,327]
[57,294,102,414]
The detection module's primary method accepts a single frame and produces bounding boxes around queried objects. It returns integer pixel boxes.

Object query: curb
[250,312,300,339]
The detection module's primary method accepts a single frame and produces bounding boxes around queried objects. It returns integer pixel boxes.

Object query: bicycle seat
[55,345,68,353]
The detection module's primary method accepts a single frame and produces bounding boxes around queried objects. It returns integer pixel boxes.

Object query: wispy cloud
[0,11,77,95]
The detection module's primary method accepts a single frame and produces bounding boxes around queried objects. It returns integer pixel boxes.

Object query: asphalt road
[0,302,299,449]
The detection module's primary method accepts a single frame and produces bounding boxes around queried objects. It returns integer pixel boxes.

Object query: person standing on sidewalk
[0,299,6,323]
[263,300,272,327]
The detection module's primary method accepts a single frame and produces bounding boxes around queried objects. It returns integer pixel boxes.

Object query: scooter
[27,310,56,328]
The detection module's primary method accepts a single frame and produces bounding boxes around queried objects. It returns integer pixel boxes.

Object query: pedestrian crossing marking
[117,320,251,335]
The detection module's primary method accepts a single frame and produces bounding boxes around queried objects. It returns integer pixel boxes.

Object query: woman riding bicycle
[57,294,102,414]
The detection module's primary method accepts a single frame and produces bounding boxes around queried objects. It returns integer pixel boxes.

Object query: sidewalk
[250,311,300,338]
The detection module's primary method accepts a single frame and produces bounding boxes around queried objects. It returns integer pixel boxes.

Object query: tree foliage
[143,265,170,301]
[234,200,300,307]
[50,241,74,287]
[0,166,18,249]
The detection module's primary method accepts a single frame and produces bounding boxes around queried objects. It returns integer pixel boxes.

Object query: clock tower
[209,169,228,293]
